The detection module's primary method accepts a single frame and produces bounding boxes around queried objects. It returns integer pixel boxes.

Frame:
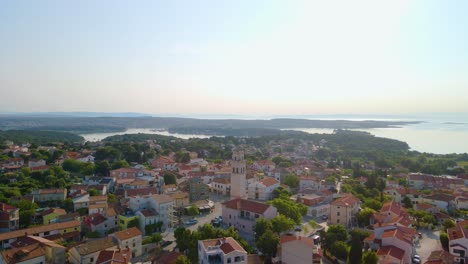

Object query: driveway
[413,229,442,263]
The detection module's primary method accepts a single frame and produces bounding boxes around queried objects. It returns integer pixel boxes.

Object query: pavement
[413,229,442,263]
[161,193,227,251]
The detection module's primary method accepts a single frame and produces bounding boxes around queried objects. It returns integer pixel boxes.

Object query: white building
[128,194,176,230]
[230,150,247,199]
[247,177,280,201]
[198,237,247,264]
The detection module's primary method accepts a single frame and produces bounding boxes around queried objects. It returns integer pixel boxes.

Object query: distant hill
[0,116,421,136]
[0,130,84,144]
[0,112,151,118]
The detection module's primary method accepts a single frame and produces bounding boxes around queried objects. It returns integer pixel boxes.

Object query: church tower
[230,149,247,199]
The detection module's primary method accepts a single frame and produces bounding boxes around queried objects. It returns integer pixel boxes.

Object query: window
[227,258,232,263]
[337,212,340,216]
[90,258,94,263]
[235,256,242,262]
[337,219,340,223]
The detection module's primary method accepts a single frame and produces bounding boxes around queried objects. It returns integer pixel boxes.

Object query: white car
[412,255,421,264]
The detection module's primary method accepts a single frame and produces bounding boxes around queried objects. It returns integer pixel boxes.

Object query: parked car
[185,219,198,225]
[160,240,173,247]
[412,255,421,264]
[321,215,328,220]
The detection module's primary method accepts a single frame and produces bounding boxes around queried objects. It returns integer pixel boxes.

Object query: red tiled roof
[331,194,360,207]
[0,202,17,212]
[280,235,314,247]
[113,227,142,241]
[222,198,272,215]
[377,245,405,263]
[260,177,279,187]
[201,237,246,254]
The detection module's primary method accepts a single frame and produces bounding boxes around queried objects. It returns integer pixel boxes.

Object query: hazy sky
[1,0,467,116]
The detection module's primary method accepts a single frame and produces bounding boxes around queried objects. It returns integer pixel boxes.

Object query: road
[414,229,442,263]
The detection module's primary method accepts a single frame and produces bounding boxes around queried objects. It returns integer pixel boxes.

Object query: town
[0,132,467,264]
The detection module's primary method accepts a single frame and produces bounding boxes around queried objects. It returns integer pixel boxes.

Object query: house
[136,209,159,236]
[27,159,46,168]
[3,236,66,264]
[128,194,176,230]
[279,235,322,264]
[329,194,360,228]
[198,237,247,264]
[169,192,190,209]
[40,208,66,225]
[211,178,231,196]
[422,193,455,212]
[299,176,322,192]
[0,203,19,233]
[0,243,46,264]
[110,168,139,179]
[111,227,142,259]
[68,237,117,264]
[407,173,464,190]
[222,198,277,235]
[247,177,280,201]
[447,220,468,263]
[151,156,177,171]
[252,160,276,172]
[0,220,81,249]
[380,228,415,264]
[377,245,406,264]
[95,248,131,264]
[424,250,455,264]
[72,193,90,211]
[31,188,67,202]
[156,252,183,264]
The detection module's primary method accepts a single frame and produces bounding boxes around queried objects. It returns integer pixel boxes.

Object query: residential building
[0,243,46,264]
[31,188,67,202]
[247,177,280,201]
[27,159,46,168]
[278,235,322,264]
[211,178,231,196]
[424,250,455,264]
[299,176,322,192]
[329,194,360,228]
[111,227,142,259]
[448,220,468,263]
[422,193,455,212]
[0,220,81,249]
[68,237,117,264]
[95,248,131,264]
[222,198,277,235]
[252,160,276,172]
[198,237,247,264]
[0,203,19,233]
[128,194,176,230]
[6,236,66,264]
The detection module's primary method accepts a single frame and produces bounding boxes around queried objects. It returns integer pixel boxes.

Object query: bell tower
[230,149,247,199]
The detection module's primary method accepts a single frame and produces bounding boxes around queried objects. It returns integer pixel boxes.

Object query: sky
[1,0,467,116]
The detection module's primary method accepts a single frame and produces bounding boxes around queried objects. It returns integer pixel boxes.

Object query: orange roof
[280,235,314,247]
[377,246,405,263]
[0,220,81,241]
[222,198,272,215]
[113,227,142,241]
[260,177,279,187]
[201,237,246,254]
[331,194,360,207]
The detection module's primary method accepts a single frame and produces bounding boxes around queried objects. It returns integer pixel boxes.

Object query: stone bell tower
[230,149,247,199]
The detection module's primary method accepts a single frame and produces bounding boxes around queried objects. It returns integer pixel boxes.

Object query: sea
[80,113,468,154]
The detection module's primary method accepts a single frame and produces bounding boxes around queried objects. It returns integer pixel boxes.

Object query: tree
[442,219,456,231]
[88,188,99,196]
[362,198,382,211]
[128,218,140,229]
[348,233,363,264]
[323,224,349,250]
[269,197,307,224]
[164,173,177,185]
[254,218,273,241]
[402,196,412,209]
[186,206,199,216]
[256,229,279,264]
[283,174,299,188]
[175,152,190,163]
[362,251,379,264]
[272,186,289,199]
[271,215,295,234]
[440,232,449,250]
[175,255,191,264]
[94,160,110,176]
[357,208,375,227]
[330,241,348,260]
[111,160,129,169]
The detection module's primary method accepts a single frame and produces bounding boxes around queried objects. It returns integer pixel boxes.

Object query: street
[414,229,442,263]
